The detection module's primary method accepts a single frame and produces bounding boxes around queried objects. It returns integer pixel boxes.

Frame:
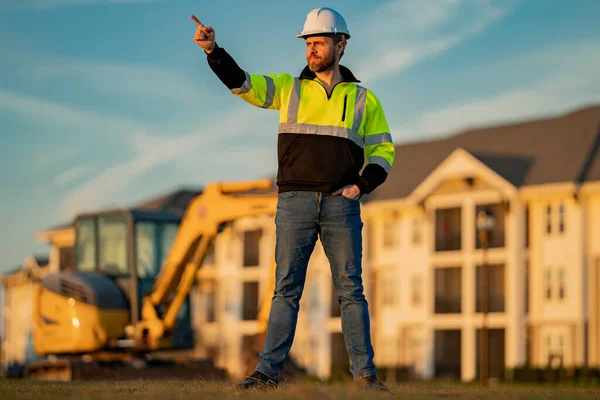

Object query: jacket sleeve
[206,43,285,110]
[355,93,395,195]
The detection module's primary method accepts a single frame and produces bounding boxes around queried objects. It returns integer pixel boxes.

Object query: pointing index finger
[190,15,202,27]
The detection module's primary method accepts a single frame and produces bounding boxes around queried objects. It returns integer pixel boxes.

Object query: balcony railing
[435,297,461,314]
[475,295,505,313]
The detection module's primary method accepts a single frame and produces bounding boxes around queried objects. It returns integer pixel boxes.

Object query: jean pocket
[341,193,360,202]
[279,191,298,199]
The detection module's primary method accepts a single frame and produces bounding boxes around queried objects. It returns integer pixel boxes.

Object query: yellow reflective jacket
[207,44,395,195]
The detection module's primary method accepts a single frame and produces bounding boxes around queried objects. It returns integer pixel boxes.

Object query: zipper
[315,80,343,100]
[341,94,348,122]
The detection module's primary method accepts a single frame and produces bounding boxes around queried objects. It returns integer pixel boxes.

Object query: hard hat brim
[297,30,350,39]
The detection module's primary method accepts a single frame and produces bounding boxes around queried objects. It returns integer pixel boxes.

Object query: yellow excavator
[26,179,285,380]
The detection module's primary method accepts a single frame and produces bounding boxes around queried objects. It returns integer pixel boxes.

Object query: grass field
[1,380,599,400]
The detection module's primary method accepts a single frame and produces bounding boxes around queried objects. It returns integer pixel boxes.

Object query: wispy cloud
[393,39,600,140]
[58,107,273,218]
[0,89,143,132]
[33,58,201,103]
[54,165,91,187]
[37,146,79,168]
[352,0,514,82]
[0,0,161,12]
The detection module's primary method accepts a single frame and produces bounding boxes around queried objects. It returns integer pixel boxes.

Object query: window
[559,203,565,233]
[434,267,461,313]
[558,268,565,299]
[59,246,75,271]
[98,214,128,276]
[546,269,552,299]
[160,223,179,266]
[76,218,96,272]
[412,217,422,246]
[559,335,564,352]
[434,330,461,379]
[475,203,505,248]
[203,279,216,323]
[546,205,552,234]
[475,264,505,313]
[380,271,398,306]
[243,229,261,267]
[136,222,156,279]
[383,220,397,248]
[203,241,216,266]
[435,208,461,252]
[411,274,422,306]
[242,281,259,320]
[136,222,180,279]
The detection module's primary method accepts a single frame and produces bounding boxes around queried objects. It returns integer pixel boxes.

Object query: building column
[422,324,435,379]
[462,198,475,381]
[589,253,599,366]
[462,324,476,381]
[506,198,526,368]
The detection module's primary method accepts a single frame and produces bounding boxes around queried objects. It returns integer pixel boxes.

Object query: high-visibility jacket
[206,44,395,195]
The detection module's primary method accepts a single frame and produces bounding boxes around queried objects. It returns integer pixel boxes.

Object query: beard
[307,50,335,73]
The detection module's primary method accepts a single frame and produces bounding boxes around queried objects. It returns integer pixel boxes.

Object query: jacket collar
[299,65,361,83]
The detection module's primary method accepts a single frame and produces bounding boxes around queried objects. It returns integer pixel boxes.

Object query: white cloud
[393,40,600,140]
[37,146,79,168]
[0,0,161,12]
[351,0,513,82]
[58,107,274,219]
[54,165,90,187]
[0,89,143,132]
[33,58,200,103]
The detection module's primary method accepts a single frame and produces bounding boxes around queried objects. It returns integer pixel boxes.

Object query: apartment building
[362,105,600,381]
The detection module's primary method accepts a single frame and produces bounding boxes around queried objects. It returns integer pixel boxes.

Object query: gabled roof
[365,104,600,202]
[133,188,203,215]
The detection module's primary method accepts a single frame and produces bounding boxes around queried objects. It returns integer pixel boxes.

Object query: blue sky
[0,0,599,273]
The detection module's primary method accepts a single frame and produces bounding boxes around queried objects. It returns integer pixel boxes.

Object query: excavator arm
[128,179,278,350]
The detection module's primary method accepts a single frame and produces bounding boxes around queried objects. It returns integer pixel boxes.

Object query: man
[191,7,394,392]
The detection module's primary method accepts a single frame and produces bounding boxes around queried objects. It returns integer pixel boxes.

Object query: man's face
[305,36,343,73]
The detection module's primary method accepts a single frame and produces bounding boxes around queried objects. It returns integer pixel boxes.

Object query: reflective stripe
[364,132,392,146]
[230,71,252,95]
[353,86,367,130]
[261,76,275,109]
[287,78,302,124]
[368,155,392,173]
[279,122,364,148]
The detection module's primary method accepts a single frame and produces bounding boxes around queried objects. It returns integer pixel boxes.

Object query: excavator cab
[33,208,194,357]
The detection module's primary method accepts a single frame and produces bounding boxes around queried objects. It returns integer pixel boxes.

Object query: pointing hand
[190,15,216,53]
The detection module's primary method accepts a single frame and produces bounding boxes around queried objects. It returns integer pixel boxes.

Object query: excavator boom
[130,179,278,350]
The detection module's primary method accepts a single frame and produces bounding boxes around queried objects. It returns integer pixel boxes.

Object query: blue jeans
[255,191,377,381]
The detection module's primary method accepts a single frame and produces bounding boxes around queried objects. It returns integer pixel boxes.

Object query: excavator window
[98,214,128,276]
[75,214,129,277]
[76,217,97,272]
[135,221,179,280]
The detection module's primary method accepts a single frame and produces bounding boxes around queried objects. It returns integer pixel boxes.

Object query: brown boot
[355,375,390,392]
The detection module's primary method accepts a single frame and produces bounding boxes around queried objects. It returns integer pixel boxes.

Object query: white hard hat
[296,7,350,39]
